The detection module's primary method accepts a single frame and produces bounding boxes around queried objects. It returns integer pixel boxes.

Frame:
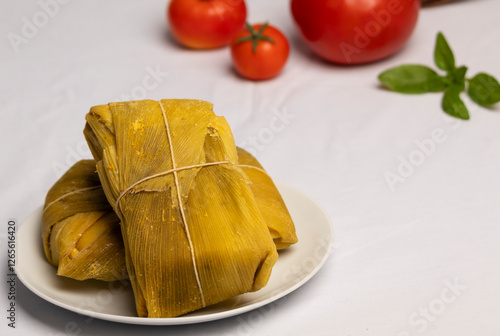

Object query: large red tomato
[168,0,247,49]
[291,0,420,64]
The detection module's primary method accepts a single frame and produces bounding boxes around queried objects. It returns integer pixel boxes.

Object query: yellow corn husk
[42,160,127,281]
[84,99,278,318]
[237,147,298,249]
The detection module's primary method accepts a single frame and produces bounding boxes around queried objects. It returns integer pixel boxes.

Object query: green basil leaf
[426,76,448,93]
[378,65,446,94]
[434,32,455,72]
[468,73,500,106]
[442,86,469,120]
[447,66,468,91]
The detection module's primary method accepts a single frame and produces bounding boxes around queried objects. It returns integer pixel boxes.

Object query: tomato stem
[235,22,275,54]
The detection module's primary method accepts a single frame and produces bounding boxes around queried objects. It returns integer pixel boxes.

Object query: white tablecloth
[2,0,500,335]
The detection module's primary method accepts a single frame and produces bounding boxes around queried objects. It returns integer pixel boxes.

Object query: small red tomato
[230,23,290,80]
[291,0,420,65]
[168,0,247,49]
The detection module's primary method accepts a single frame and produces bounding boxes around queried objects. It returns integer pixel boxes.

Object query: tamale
[84,99,278,317]
[39,149,293,282]
[237,147,298,249]
[42,160,127,281]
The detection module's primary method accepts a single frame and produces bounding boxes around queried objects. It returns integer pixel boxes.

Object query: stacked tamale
[237,147,297,249]
[42,99,297,317]
[42,160,127,281]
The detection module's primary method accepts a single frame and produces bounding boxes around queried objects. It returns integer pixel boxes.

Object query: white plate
[17,182,333,325]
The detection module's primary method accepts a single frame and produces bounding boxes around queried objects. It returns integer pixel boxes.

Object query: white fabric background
[1,0,500,335]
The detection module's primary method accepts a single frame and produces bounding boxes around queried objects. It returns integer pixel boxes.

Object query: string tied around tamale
[161,101,209,308]
[114,161,227,212]
[43,186,102,212]
[113,101,232,308]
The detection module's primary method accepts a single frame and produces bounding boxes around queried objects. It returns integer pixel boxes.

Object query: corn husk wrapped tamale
[39,150,294,282]
[42,160,127,281]
[237,148,298,249]
[84,99,278,317]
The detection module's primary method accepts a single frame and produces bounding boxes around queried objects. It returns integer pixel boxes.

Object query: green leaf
[378,65,447,94]
[447,66,468,91]
[442,86,469,120]
[468,73,500,106]
[434,32,455,72]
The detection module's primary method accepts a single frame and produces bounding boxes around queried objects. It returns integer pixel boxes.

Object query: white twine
[43,186,102,212]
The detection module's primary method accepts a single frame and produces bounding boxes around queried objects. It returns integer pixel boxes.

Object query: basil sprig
[378,32,500,120]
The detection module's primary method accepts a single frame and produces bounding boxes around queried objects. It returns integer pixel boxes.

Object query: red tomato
[168,0,247,49]
[230,23,290,80]
[291,0,420,64]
